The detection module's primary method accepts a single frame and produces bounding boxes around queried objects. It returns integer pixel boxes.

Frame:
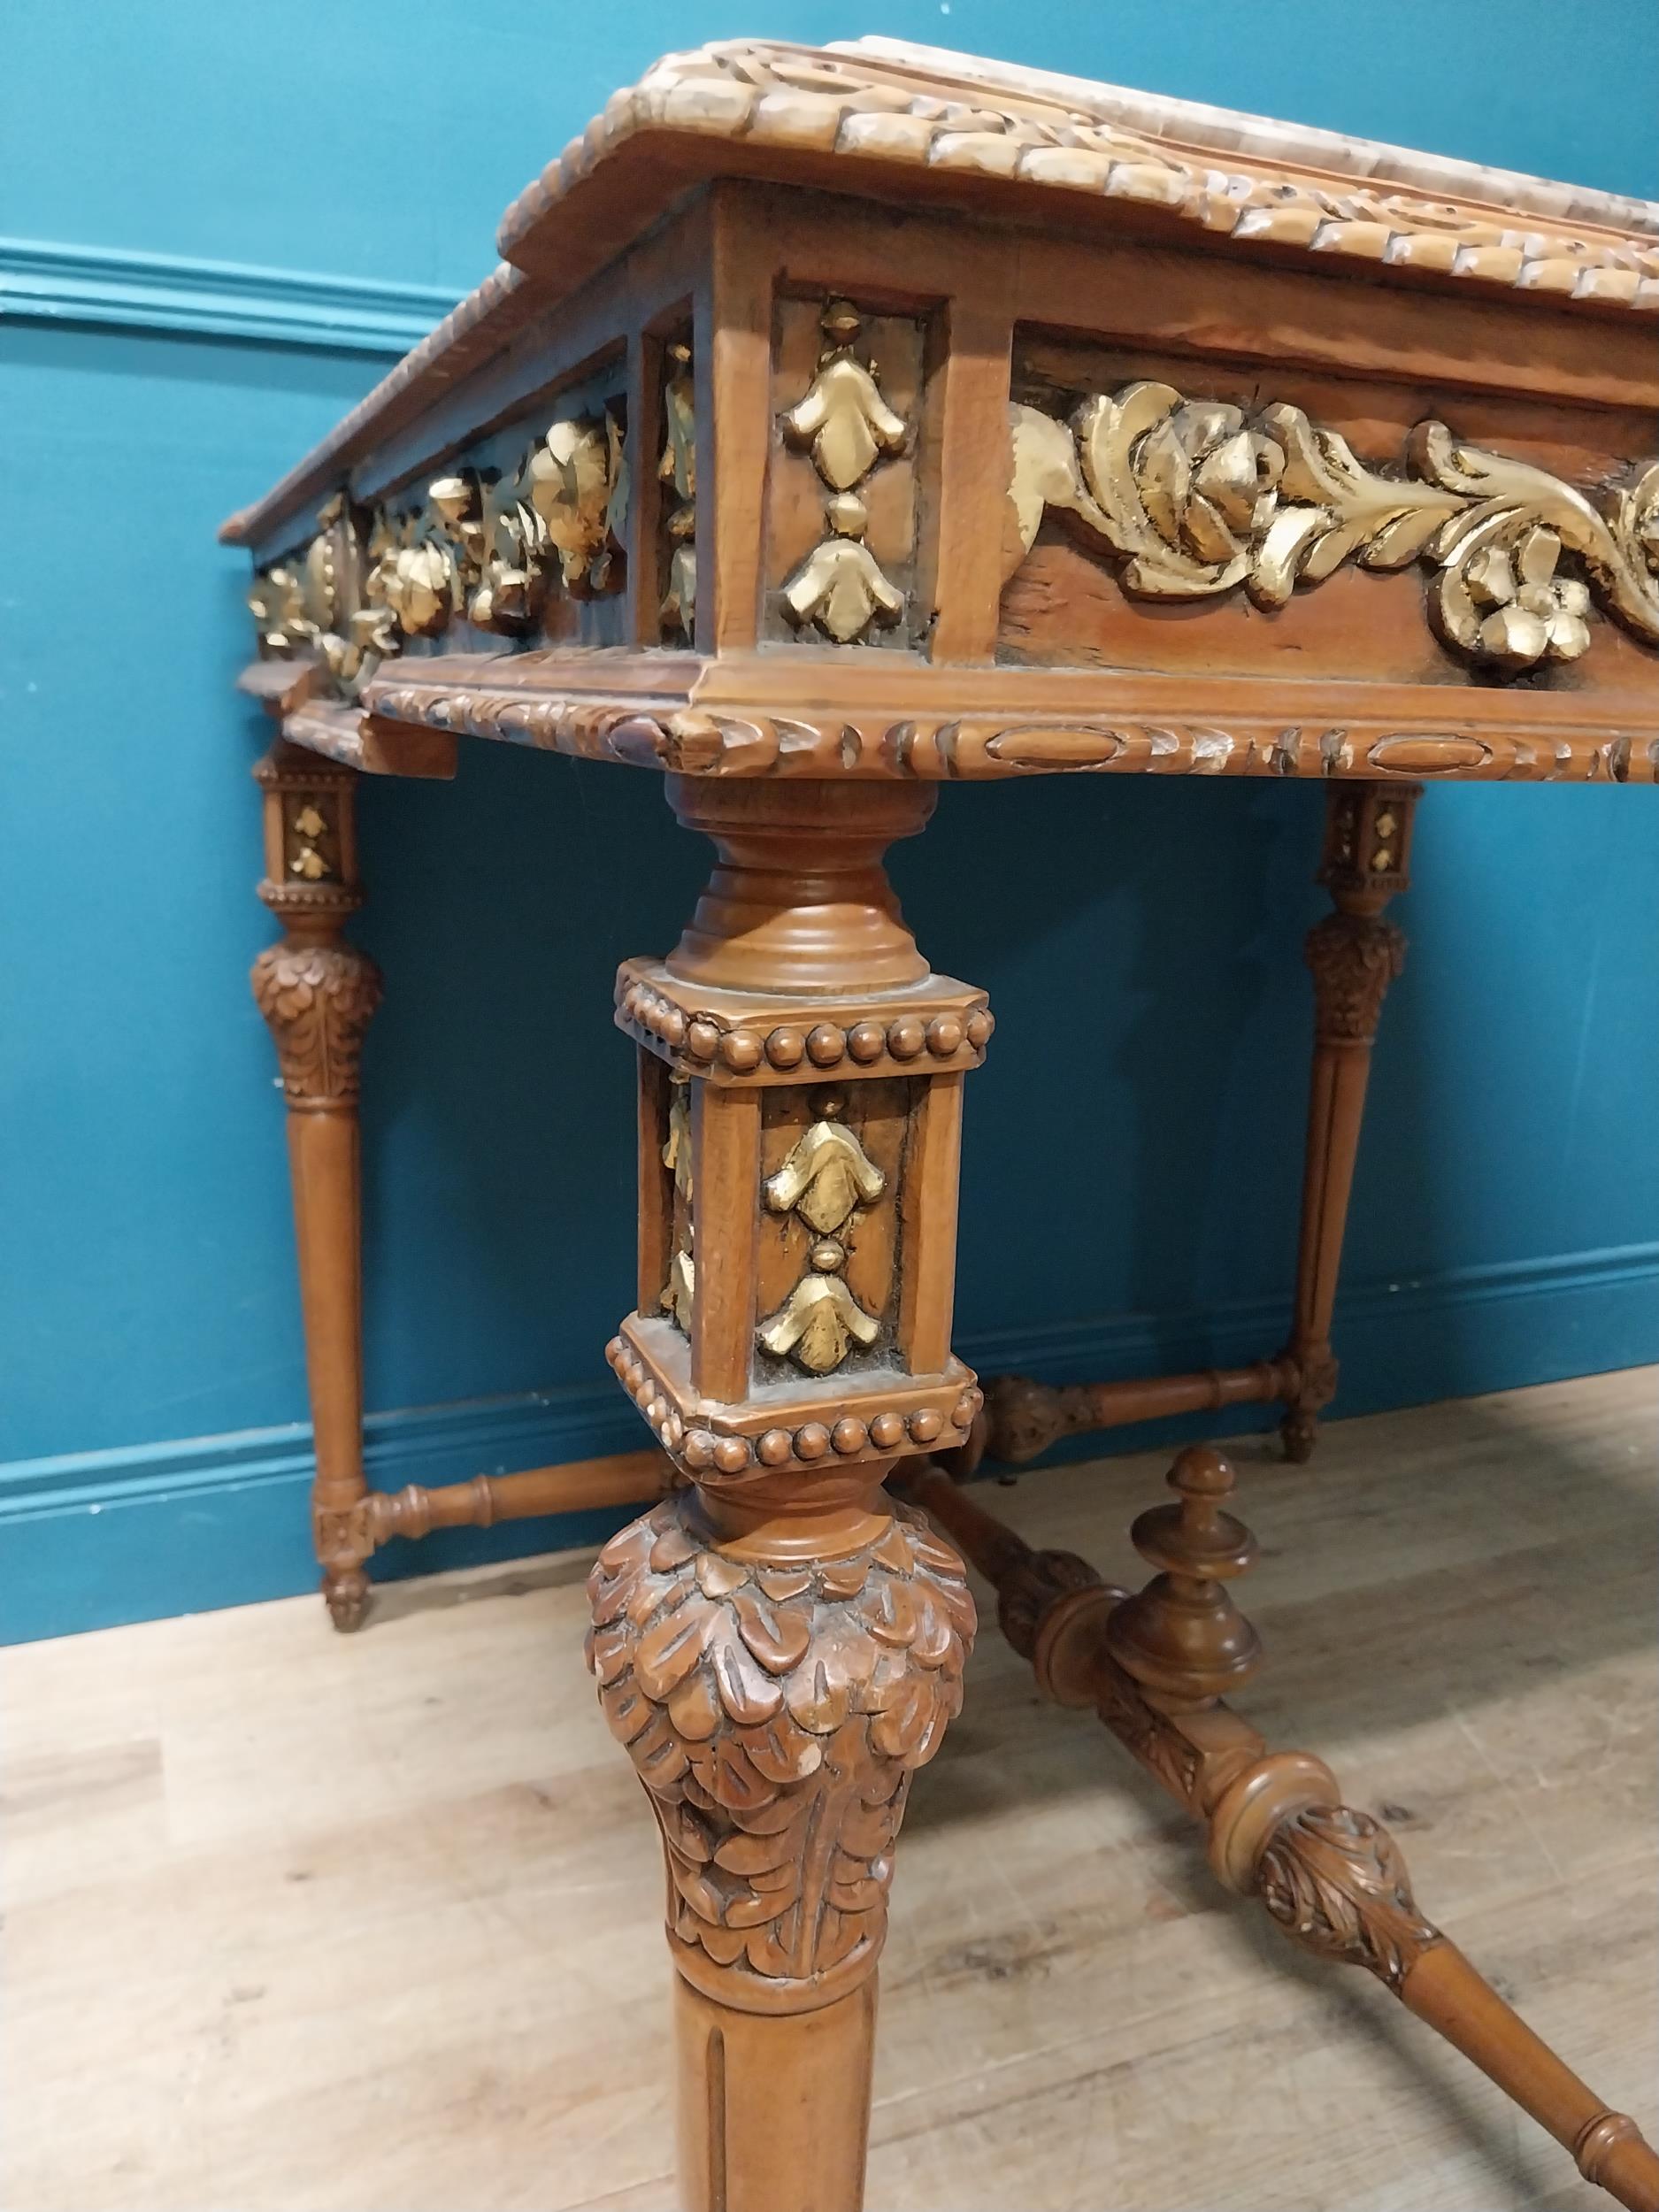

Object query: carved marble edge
[498,39,1659,311]
[616,958,994,1084]
[611,1318,981,1481]
[222,42,1656,557]
[363,671,1657,786]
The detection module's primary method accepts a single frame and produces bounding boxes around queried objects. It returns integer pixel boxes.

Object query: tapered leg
[587,779,987,2210]
[1279,780,1419,1460]
[250,743,381,1631]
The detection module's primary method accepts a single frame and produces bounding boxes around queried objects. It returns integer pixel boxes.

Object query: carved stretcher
[222,38,1659,2211]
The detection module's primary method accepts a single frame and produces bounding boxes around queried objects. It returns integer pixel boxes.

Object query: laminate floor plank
[4,1369,1652,2212]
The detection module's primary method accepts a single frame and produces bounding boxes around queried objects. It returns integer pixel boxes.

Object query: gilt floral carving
[587,1493,974,2002]
[248,410,629,694]
[659,341,697,641]
[1008,383,1659,675]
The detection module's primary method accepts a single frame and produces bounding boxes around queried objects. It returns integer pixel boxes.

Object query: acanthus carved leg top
[587,1488,973,2012]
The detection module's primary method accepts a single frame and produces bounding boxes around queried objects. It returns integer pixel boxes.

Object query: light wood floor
[4,1369,1655,2212]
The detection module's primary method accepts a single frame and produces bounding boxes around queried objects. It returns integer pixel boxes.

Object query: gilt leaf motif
[1007,385,1659,675]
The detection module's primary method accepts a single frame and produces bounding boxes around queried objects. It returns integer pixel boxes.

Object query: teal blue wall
[4,2,1656,1640]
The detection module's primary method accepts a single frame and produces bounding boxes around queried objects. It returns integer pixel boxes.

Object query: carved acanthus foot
[587,1489,973,2009]
[1279,1406,1320,1463]
[324,1566,370,1632]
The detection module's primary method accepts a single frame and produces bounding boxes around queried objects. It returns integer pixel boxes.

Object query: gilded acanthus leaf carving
[782,303,908,492]
[1256,1802,1441,1992]
[586,1494,974,2000]
[662,1082,695,1334]
[529,414,629,592]
[781,495,906,644]
[248,409,630,689]
[758,1101,887,1375]
[659,342,697,641]
[780,300,909,645]
[764,1107,887,1236]
[1007,383,1659,674]
[757,1259,881,1375]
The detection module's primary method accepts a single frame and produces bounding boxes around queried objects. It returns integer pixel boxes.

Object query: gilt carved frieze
[1006,382,1659,677]
[247,405,630,698]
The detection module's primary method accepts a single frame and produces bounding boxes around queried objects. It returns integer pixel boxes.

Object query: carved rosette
[1304,911,1406,1043]
[587,1493,974,2010]
[1007,380,1659,676]
[1256,1803,1441,1992]
[250,941,383,1109]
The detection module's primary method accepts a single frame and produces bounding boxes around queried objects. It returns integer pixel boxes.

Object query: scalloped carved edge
[364,678,1657,787]
[499,42,1659,311]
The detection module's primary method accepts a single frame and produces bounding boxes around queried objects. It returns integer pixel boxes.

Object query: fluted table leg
[1279,780,1419,1460]
[586,779,990,2209]
[250,742,381,1631]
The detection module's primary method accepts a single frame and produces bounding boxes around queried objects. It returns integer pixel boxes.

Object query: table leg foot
[1277,780,1419,1463]
[1278,1404,1319,1463]
[323,1567,370,1632]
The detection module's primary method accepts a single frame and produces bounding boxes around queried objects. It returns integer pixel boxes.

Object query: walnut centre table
[222,39,1659,2212]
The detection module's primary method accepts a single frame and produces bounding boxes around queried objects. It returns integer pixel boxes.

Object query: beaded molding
[606,1334,983,1473]
[616,972,995,1079]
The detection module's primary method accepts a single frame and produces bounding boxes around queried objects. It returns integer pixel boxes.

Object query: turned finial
[1104,1446,1263,1709]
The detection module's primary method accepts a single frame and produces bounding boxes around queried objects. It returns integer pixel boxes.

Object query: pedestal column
[586,779,986,2212]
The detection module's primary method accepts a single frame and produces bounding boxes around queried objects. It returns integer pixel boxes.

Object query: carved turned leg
[976,779,1417,1473]
[587,780,986,2212]
[910,1451,1659,2212]
[1279,780,1419,1461]
[250,742,381,1632]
